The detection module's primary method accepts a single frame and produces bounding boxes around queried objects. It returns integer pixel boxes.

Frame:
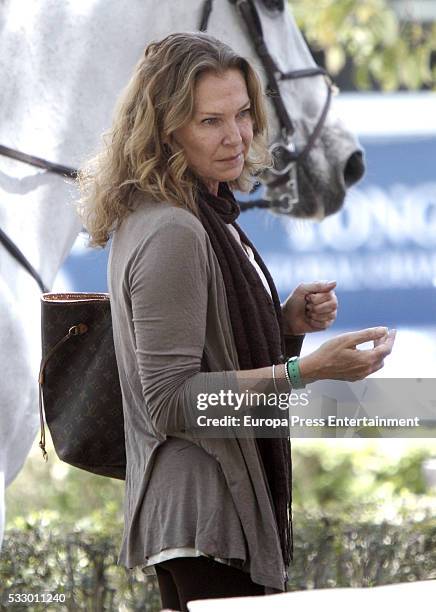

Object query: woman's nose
[222,121,243,145]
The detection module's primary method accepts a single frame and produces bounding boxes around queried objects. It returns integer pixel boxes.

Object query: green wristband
[286,356,306,389]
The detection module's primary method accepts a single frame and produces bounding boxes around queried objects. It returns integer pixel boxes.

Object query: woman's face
[171,69,254,195]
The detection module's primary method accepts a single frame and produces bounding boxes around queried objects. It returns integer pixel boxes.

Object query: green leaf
[288,0,431,90]
[326,45,346,74]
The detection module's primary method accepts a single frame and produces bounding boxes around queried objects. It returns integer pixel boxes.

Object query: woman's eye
[201,110,250,125]
[202,117,218,125]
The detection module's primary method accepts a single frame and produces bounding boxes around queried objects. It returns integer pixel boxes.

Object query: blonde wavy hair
[77,32,272,247]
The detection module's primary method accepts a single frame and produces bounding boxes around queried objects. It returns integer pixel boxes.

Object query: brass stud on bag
[68,323,88,336]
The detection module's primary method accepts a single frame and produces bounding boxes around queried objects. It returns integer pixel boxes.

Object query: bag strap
[38,323,88,461]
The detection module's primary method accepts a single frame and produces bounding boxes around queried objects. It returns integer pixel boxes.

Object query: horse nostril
[343,150,365,187]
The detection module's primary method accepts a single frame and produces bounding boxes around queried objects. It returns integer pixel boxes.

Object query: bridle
[0,0,333,291]
[201,0,334,214]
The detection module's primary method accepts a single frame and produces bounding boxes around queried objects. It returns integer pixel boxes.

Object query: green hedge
[1,512,435,612]
[3,442,435,610]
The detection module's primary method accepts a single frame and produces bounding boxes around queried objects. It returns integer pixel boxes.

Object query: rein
[0,144,77,180]
[0,144,75,293]
[0,227,48,293]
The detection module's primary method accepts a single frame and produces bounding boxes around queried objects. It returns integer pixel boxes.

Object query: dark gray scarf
[196,181,293,570]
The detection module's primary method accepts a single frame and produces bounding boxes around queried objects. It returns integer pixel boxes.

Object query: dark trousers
[155,556,266,611]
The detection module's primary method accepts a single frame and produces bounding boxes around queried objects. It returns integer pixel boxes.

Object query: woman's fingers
[306,290,338,307]
[373,329,396,357]
[308,320,329,330]
[308,310,337,323]
[300,280,337,296]
[305,288,338,332]
[339,327,390,349]
[303,327,395,382]
[306,293,338,325]
[306,299,337,316]
[307,314,337,329]
[361,330,396,376]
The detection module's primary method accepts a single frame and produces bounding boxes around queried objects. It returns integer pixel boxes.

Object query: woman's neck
[202,179,219,196]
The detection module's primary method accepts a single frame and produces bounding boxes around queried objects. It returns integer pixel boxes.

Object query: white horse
[0,0,364,547]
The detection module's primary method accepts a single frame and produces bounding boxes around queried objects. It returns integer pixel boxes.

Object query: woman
[78,32,395,611]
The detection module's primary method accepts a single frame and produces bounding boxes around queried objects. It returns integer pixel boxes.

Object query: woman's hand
[298,327,397,384]
[281,280,338,335]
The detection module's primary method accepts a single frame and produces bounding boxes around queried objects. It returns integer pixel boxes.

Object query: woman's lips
[217,152,244,165]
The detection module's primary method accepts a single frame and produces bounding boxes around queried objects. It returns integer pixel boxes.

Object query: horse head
[213,0,365,218]
[253,2,365,218]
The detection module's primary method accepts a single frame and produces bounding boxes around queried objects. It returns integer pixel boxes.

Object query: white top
[226,223,272,298]
[142,222,272,573]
